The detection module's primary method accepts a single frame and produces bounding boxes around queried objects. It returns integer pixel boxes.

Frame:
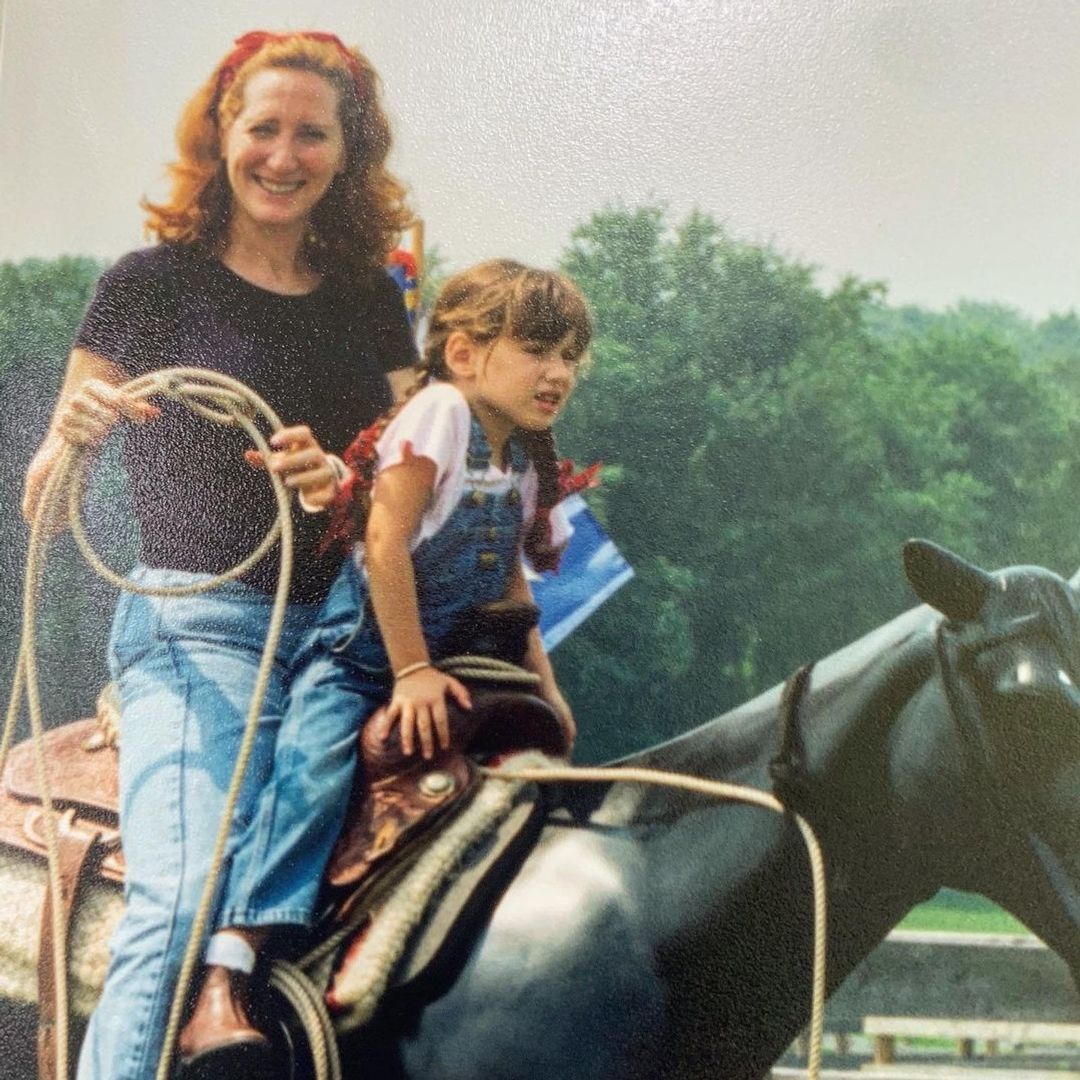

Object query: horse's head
[904,539,1080,971]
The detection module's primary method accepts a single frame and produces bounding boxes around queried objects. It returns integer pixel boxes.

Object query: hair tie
[211,30,365,115]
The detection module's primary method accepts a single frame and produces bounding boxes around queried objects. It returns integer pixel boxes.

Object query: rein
[484,687,830,1080]
[5,368,828,1080]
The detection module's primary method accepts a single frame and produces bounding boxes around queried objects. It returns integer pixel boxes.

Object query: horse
[2,537,1080,1080]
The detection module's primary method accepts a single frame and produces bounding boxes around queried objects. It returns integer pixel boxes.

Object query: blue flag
[530,495,634,650]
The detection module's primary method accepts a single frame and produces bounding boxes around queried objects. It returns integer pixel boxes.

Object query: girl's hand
[373,667,472,760]
[55,378,159,449]
[244,425,340,511]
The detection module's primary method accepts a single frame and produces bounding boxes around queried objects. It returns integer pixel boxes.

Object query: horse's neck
[588,602,972,979]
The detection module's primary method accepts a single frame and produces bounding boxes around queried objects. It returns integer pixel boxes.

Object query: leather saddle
[0,715,123,1080]
[0,675,566,1075]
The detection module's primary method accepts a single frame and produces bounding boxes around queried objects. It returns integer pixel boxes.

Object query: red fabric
[386,249,418,278]
[557,458,602,498]
[320,417,382,552]
[214,31,365,109]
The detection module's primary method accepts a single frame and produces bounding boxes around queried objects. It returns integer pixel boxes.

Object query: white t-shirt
[355,381,570,561]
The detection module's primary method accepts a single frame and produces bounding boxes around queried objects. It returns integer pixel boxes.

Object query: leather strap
[36,810,106,1080]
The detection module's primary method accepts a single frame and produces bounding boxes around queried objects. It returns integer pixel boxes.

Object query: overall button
[507,489,521,506]
[469,490,487,508]
[486,527,500,542]
[477,551,499,570]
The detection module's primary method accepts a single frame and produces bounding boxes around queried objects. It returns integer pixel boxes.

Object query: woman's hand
[372,667,472,760]
[22,435,69,529]
[55,377,158,449]
[22,369,158,527]
[244,425,341,511]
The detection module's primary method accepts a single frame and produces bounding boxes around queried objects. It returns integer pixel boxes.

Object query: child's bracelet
[394,660,433,682]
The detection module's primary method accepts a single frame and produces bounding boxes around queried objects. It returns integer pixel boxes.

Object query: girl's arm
[22,347,159,527]
[506,560,576,754]
[366,457,472,759]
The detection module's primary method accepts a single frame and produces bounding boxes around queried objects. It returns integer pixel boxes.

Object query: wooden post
[873,1034,895,1065]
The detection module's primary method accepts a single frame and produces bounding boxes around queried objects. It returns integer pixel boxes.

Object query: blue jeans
[216,642,380,927]
[217,417,528,932]
[76,565,317,1080]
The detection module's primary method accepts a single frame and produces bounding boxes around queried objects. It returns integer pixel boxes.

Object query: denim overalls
[217,415,528,930]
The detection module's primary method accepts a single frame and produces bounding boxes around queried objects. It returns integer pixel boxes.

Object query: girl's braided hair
[334,259,593,567]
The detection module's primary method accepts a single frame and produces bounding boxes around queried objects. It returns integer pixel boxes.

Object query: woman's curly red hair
[143,33,413,281]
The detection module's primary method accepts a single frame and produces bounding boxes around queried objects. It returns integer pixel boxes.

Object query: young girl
[181,259,592,1068]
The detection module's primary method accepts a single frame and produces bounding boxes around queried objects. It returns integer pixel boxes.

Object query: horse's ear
[903,538,996,622]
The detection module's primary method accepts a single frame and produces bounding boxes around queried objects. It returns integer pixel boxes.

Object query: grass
[899,888,1030,935]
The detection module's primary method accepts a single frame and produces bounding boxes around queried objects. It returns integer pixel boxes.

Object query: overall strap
[465,415,529,477]
[466,416,492,473]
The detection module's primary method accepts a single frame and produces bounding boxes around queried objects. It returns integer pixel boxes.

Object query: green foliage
[554,205,1080,760]
[6,223,1080,770]
[418,244,449,314]
[0,257,110,726]
[0,257,103,381]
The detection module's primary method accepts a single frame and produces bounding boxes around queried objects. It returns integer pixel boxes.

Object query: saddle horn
[903,538,996,623]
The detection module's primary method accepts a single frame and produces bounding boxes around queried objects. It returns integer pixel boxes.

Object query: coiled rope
[0,368,333,1080]
[5,367,827,1080]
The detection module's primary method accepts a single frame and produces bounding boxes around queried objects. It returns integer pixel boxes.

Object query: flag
[530,494,634,651]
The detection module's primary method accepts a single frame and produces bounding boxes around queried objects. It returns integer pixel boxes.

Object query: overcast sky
[4,1,1080,318]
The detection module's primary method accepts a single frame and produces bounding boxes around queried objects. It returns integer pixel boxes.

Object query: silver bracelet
[394,660,433,681]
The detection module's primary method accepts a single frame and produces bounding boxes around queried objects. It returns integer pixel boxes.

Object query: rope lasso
[6,368,828,1080]
[1,368,295,1080]
[479,760,829,1080]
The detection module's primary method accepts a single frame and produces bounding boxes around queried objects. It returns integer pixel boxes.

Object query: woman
[21,31,416,1080]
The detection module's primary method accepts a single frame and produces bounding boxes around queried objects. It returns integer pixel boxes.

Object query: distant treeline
[4,206,1080,761]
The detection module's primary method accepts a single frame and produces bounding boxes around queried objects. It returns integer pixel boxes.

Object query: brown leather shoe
[178,966,273,1080]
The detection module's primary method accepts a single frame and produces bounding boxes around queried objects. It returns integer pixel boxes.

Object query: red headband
[212,30,364,112]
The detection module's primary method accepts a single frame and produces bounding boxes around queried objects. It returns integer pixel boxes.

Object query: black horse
[3,539,1079,1080]
[324,539,1080,1080]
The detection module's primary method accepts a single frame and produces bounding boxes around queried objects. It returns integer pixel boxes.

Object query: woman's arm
[505,559,576,753]
[366,457,472,758]
[22,347,158,526]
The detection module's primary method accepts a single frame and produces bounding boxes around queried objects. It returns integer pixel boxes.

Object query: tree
[0,257,115,727]
[553,206,1080,760]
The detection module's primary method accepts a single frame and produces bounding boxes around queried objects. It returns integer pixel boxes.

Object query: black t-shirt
[75,245,417,602]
